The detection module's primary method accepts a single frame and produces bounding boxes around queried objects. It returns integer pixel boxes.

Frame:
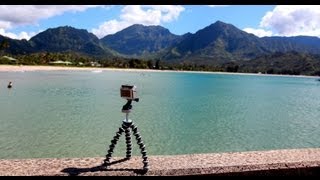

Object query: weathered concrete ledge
[1,148,320,176]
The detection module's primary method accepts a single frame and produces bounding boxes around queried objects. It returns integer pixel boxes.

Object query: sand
[0,65,319,79]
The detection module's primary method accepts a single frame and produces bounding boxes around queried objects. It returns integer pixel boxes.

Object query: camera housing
[120,85,138,100]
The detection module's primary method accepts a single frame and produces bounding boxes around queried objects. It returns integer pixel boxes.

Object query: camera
[120,85,138,101]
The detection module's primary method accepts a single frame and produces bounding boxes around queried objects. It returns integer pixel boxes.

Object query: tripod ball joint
[122,98,139,111]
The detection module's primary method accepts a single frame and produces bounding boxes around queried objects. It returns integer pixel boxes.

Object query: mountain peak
[214,20,227,25]
[28,25,112,56]
[48,25,73,30]
[210,20,237,30]
[101,24,181,55]
[128,24,145,28]
[47,26,89,33]
[123,24,171,33]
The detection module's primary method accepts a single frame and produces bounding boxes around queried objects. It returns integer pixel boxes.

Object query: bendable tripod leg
[104,126,125,165]
[131,123,149,170]
[124,123,132,159]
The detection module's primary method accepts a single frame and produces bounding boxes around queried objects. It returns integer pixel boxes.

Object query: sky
[1,5,320,40]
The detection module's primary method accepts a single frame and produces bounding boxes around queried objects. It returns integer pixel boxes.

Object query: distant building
[90,61,101,67]
[2,56,17,62]
[49,60,72,65]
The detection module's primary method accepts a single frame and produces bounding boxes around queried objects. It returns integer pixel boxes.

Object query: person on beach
[7,82,12,88]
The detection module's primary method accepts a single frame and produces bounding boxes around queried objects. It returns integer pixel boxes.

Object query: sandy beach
[0,65,318,79]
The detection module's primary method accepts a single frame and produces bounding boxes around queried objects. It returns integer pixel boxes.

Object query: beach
[0,65,318,79]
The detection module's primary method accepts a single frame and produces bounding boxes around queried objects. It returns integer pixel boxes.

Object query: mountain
[260,36,320,54]
[2,21,320,66]
[161,21,320,65]
[289,36,320,47]
[162,21,269,64]
[101,24,182,56]
[29,26,117,57]
[0,35,33,54]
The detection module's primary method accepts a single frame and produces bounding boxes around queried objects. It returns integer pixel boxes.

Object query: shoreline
[0,65,319,79]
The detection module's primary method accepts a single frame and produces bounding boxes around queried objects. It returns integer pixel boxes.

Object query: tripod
[103,99,149,170]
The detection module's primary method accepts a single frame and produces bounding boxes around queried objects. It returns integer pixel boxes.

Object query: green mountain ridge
[28,26,117,57]
[101,24,182,57]
[161,21,320,64]
[1,21,320,68]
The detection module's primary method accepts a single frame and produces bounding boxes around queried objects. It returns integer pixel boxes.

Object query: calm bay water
[0,70,320,159]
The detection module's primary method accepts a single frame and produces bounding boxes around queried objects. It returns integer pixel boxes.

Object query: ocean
[0,70,320,159]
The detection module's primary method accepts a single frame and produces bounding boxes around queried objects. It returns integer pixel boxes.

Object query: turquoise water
[0,70,320,159]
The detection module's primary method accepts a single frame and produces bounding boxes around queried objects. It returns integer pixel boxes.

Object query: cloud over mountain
[92,5,185,38]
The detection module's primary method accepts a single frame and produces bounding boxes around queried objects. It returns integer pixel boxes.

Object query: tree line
[1,47,320,76]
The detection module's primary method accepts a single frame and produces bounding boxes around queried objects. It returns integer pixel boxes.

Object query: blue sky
[1,5,320,40]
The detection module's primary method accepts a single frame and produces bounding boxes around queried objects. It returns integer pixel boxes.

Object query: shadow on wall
[61,158,147,176]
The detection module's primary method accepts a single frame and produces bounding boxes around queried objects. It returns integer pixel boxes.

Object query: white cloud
[92,20,130,38]
[91,5,185,38]
[0,28,37,40]
[120,5,162,25]
[145,5,185,22]
[0,21,11,29]
[208,5,229,8]
[0,5,107,40]
[0,5,104,29]
[243,28,273,37]
[260,5,320,37]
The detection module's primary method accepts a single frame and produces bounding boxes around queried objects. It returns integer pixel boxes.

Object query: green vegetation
[2,51,319,77]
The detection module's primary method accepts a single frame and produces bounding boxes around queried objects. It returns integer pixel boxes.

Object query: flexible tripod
[103,99,149,170]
